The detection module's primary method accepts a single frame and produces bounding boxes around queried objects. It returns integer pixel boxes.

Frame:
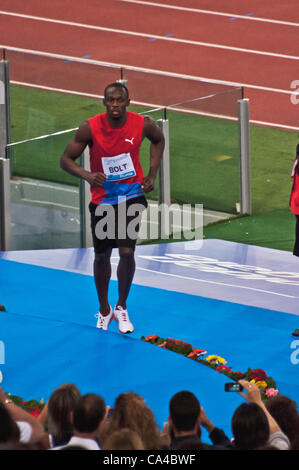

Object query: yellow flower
[255,381,268,388]
[205,355,227,365]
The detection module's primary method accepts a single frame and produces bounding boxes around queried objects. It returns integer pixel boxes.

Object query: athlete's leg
[293,215,299,257]
[94,247,113,315]
[116,246,136,309]
[113,196,147,333]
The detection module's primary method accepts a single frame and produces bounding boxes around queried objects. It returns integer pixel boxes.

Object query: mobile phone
[225,382,243,392]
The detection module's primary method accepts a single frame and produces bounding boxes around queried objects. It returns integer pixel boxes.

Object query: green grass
[250,125,299,214]
[9,84,299,252]
[203,208,296,252]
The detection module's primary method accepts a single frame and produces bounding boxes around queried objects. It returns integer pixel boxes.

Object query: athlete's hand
[142,175,155,193]
[86,172,107,187]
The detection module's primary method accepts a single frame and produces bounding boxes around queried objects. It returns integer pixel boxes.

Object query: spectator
[231,402,270,450]
[103,392,161,450]
[0,441,44,450]
[232,380,290,450]
[0,402,20,444]
[53,393,108,450]
[176,439,209,451]
[265,394,299,447]
[161,390,232,450]
[289,143,299,258]
[0,386,46,447]
[102,428,144,450]
[38,383,81,448]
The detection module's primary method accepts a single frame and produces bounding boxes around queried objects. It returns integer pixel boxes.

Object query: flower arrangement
[0,300,44,417]
[4,392,45,417]
[144,334,207,358]
[141,334,278,401]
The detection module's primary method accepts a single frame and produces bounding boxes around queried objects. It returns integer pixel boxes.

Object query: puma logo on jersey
[125,137,134,144]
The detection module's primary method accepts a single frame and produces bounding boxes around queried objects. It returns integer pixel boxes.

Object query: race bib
[102,153,136,181]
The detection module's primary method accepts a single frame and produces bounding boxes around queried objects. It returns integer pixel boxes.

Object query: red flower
[167,339,180,346]
[250,368,267,381]
[216,365,232,373]
[144,335,158,342]
[233,371,246,379]
[26,406,41,418]
[192,349,207,356]
[187,351,197,359]
[30,408,42,418]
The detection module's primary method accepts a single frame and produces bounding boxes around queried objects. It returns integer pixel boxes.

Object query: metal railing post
[0,56,11,251]
[81,147,93,248]
[0,57,10,160]
[157,118,171,206]
[0,157,11,251]
[238,98,251,215]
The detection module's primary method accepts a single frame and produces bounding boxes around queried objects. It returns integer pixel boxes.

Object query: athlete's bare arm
[60,121,107,187]
[141,116,165,193]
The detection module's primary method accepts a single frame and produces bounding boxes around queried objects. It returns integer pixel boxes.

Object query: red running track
[0,0,298,130]
[127,0,299,23]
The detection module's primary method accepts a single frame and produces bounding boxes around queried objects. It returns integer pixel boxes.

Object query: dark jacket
[170,427,233,450]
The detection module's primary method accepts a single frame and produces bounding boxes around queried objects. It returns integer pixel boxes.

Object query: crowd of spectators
[0,379,298,451]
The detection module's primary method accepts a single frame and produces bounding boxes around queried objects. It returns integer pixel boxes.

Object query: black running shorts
[89,196,148,254]
[294,214,299,257]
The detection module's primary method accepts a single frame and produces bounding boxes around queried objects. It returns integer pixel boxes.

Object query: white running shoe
[113,305,134,333]
[95,306,113,330]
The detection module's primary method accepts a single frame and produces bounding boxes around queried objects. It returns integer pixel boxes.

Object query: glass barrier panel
[7,49,122,142]
[167,95,240,215]
[9,130,83,250]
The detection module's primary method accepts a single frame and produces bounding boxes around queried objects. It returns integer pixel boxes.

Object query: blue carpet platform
[0,239,299,440]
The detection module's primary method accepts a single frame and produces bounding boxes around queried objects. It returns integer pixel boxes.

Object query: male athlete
[60,82,165,333]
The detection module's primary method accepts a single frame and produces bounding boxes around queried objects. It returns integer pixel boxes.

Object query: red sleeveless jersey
[290,159,299,215]
[88,111,145,204]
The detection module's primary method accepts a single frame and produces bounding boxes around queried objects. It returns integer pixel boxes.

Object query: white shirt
[53,435,101,450]
[17,421,32,443]
[268,431,290,450]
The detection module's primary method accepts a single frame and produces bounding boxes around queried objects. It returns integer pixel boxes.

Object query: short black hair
[296,143,299,157]
[73,394,106,434]
[104,82,129,99]
[169,391,201,432]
